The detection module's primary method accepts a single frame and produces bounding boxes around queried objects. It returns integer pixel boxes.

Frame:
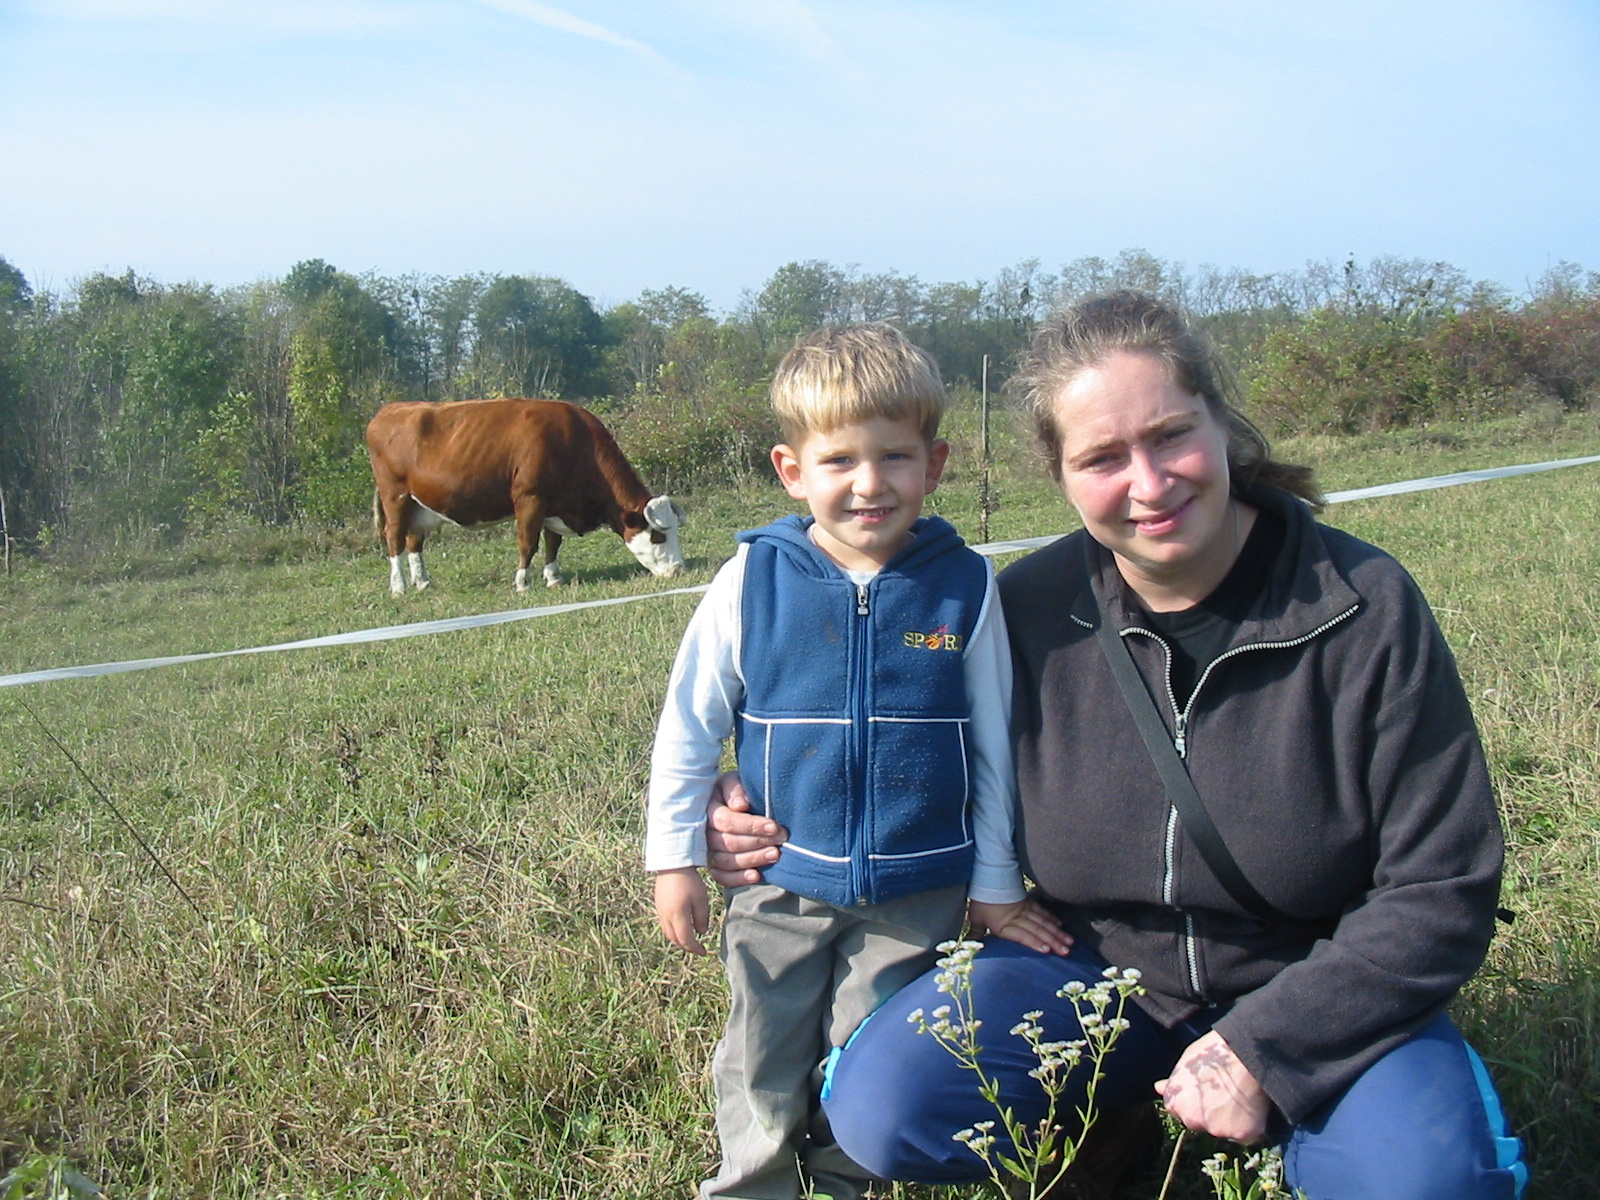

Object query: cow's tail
[371,488,385,543]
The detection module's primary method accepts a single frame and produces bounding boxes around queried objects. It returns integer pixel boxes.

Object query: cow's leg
[512,495,545,592]
[403,522,431,591]
[376,491,411,595]
[542,527,564,587]
[407,552,431,590]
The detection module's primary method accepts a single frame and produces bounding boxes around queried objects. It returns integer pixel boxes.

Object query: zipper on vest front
[851,580,872,904]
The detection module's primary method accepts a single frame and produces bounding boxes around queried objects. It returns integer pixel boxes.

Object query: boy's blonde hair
[770,323,947,444]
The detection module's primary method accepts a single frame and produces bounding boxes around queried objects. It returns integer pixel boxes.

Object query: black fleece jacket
[999,485,1503,1123]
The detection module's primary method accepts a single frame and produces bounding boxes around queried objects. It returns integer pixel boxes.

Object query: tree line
[0,250,1596,553]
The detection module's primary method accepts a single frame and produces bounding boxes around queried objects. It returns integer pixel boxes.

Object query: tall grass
[2,408,1598,1198]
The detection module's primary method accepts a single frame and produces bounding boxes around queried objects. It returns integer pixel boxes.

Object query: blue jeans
[821,940,1527,1200]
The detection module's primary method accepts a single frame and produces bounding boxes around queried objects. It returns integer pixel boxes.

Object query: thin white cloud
[684,0,862,88]
[465,0,668,62]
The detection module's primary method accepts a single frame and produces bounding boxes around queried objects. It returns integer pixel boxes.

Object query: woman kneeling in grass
[710,292,1527,1199]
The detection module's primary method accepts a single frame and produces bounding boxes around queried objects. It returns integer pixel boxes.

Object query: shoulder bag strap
[1093,613,1293,926]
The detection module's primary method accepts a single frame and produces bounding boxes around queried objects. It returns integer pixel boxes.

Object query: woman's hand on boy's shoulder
[706,771,787,886]
[967,898,1073,956]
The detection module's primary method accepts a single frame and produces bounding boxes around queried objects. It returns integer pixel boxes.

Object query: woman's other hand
[706,771,787,887]
[1155,1030,1273,1143]
[966,898,1073,955]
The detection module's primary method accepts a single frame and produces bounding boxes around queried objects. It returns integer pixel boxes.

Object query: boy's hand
[967,898,1073,956]
[655,867,711,955]
[707,771,787,887]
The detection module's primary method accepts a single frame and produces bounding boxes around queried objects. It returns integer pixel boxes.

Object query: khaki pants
[701,882,967,1200]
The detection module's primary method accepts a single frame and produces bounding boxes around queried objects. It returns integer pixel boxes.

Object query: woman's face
[1051,350,1237,607]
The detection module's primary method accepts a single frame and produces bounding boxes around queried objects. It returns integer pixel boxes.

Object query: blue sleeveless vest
[734,514,988,907]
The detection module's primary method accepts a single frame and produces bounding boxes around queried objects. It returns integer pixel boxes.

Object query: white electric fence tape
[3,454,1597,691]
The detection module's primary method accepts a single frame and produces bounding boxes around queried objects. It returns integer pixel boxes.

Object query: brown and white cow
[365,398,685,593]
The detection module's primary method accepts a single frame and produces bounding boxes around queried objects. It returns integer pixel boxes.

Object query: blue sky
[2,0,1597,311]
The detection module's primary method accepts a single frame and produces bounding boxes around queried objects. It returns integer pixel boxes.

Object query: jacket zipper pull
[856,582,869,616]
[1173,711,1188,759]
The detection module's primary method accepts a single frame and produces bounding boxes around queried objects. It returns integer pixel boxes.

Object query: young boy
[645,324,1031,1200]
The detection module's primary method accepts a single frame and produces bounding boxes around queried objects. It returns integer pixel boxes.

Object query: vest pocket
[866,717,971,859]
[738,715,853,861]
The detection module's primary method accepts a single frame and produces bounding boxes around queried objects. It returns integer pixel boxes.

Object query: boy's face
[771,415,949,572]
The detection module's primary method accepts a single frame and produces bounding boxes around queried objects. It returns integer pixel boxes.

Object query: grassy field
[2,407,1599,1198]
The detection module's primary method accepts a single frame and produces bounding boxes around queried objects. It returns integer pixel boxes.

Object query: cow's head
[623,495,686,577]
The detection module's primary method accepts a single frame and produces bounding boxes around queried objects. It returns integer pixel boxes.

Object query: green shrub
[1246,311,1438,433]
[294,446,374,528]
[611,388,777,493]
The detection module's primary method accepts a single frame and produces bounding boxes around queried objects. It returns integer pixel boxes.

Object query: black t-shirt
[1138,506,1286,709]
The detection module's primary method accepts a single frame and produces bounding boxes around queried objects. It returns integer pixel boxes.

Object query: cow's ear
[645,494,681,529]
[623,511,647,531]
